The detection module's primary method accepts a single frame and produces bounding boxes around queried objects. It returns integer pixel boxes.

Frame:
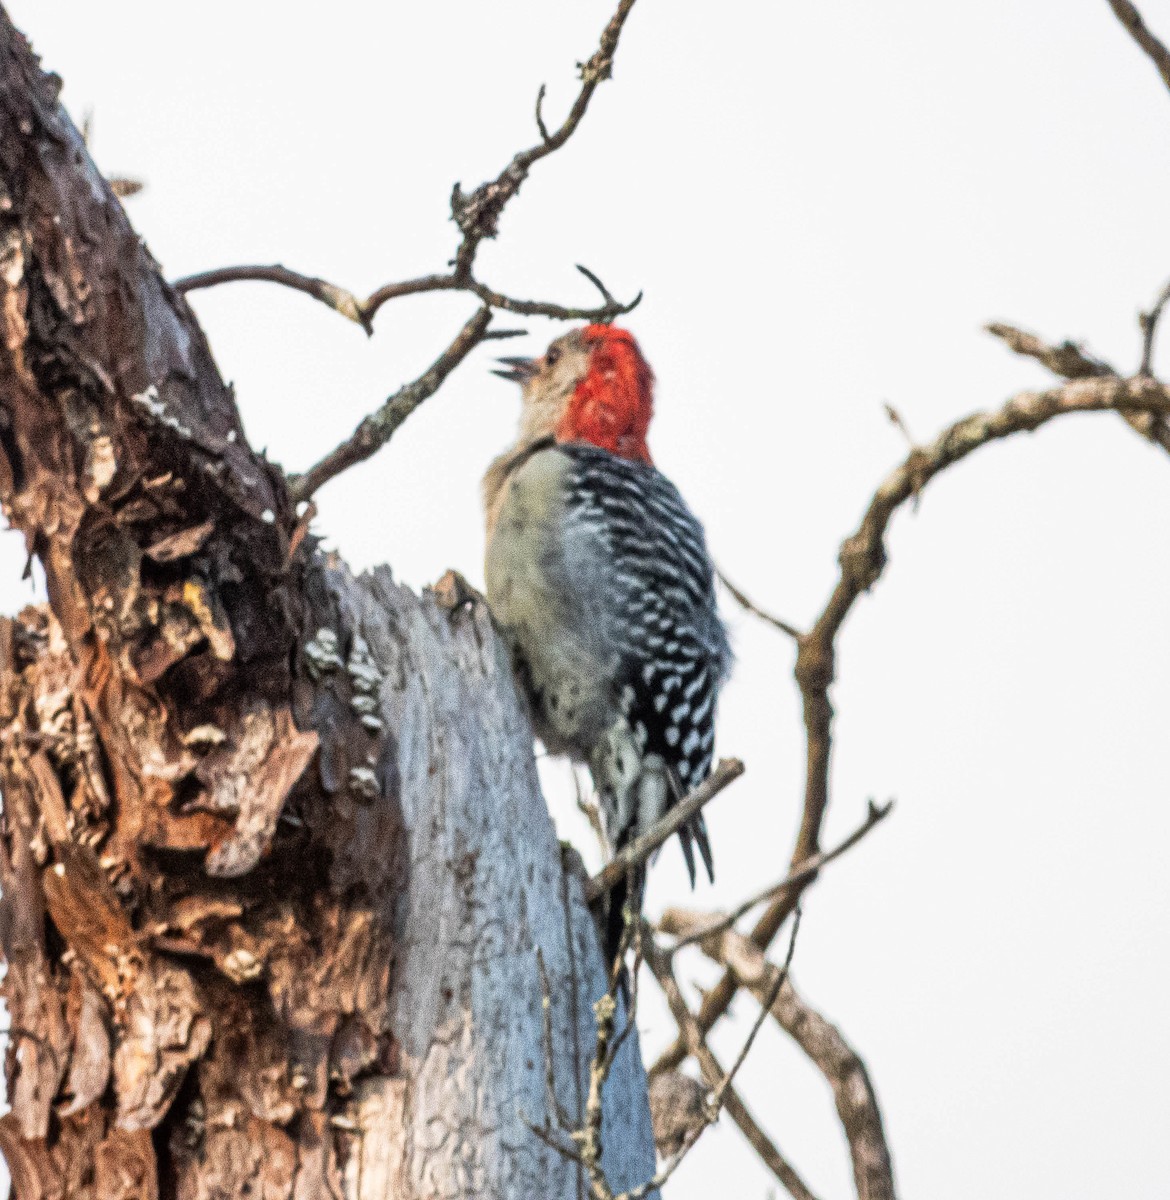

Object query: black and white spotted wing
[559,442,731,883]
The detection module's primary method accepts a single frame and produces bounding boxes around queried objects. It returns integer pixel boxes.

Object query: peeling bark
[0,9,658,1197]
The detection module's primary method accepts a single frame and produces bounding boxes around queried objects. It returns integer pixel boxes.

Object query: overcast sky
[5,2,1170,1197]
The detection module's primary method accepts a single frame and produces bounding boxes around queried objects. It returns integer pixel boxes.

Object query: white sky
[4,2,1170,1197]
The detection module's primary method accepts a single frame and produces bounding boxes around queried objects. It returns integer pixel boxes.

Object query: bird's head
[493,324,654,463]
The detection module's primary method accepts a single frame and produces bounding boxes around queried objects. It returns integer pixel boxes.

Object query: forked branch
[175,0,642,339]
[986,320,1170,453]
[668,915,896,1200]
[644,918,819,1200]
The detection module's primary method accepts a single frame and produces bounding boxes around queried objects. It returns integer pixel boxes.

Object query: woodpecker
[483,324,730,967]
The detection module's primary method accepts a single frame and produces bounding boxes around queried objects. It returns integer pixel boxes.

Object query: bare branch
[175,1,643,343]
[716,568,802,641]
[449,0,639,277]
[712,908,801,1108]
[289,307,492,502]
[358,272,464,320]
[465,276,641,322]
[1139,277,1170,376]
[643,928,820,1200]
[985,323,1112,379]
[176,261,641,331]
[659,798,892,953]
[986,320,1170,453]
[174,263,374,333]
[673,917,896,1200]
[584,758,744,904]
[1106,0,1170,95]
[536,949,576,1131]
[653,372,1170,1077]
[535,83,552,144]
[578,920,635,1199]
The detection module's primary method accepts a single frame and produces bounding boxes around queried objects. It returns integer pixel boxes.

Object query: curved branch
[173,263,374,333]
[668,915,896,1200]
[175,264,642,330]
[652,373,1170,1077]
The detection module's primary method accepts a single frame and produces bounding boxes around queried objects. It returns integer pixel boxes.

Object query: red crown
[556,325,654,463]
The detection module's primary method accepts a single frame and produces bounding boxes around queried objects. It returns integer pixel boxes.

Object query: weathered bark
[0,10,657,1197]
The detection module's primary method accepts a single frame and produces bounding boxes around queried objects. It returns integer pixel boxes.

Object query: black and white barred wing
[560,444,731,880]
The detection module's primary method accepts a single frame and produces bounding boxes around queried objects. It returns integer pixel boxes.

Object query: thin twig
[526,918,635,1196]
[289,307,492,502]
[984,323,1112,379]
[575,264,622,315]
[1106,0,1170,95]
[535,83,552,144]
[882,403,917,450]
[660,799,892,953]
[536,948,576,1130]
[652,372,1170,1078]
[714,907,801,1107]
[449,0,639,278]
[673,917,896,1200]
[577,918,634,1198]
[1139,277,1170,376]
[174,264,374,334]
[643,926,820,1200]
[573,766,610,858]
[584,758,744,904]
[716,568,802,641]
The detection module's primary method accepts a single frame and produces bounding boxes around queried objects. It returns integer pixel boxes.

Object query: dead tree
[0,6,659,1197]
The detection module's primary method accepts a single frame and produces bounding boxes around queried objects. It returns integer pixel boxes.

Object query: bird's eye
[546,347,561,367]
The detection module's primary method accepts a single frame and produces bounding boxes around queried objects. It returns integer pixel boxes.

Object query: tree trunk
[0,11,658,1197]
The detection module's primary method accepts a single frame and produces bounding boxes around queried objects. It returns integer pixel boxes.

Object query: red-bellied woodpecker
[483,324,730,967]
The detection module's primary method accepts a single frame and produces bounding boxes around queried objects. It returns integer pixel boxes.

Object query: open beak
[491,356,537,383]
